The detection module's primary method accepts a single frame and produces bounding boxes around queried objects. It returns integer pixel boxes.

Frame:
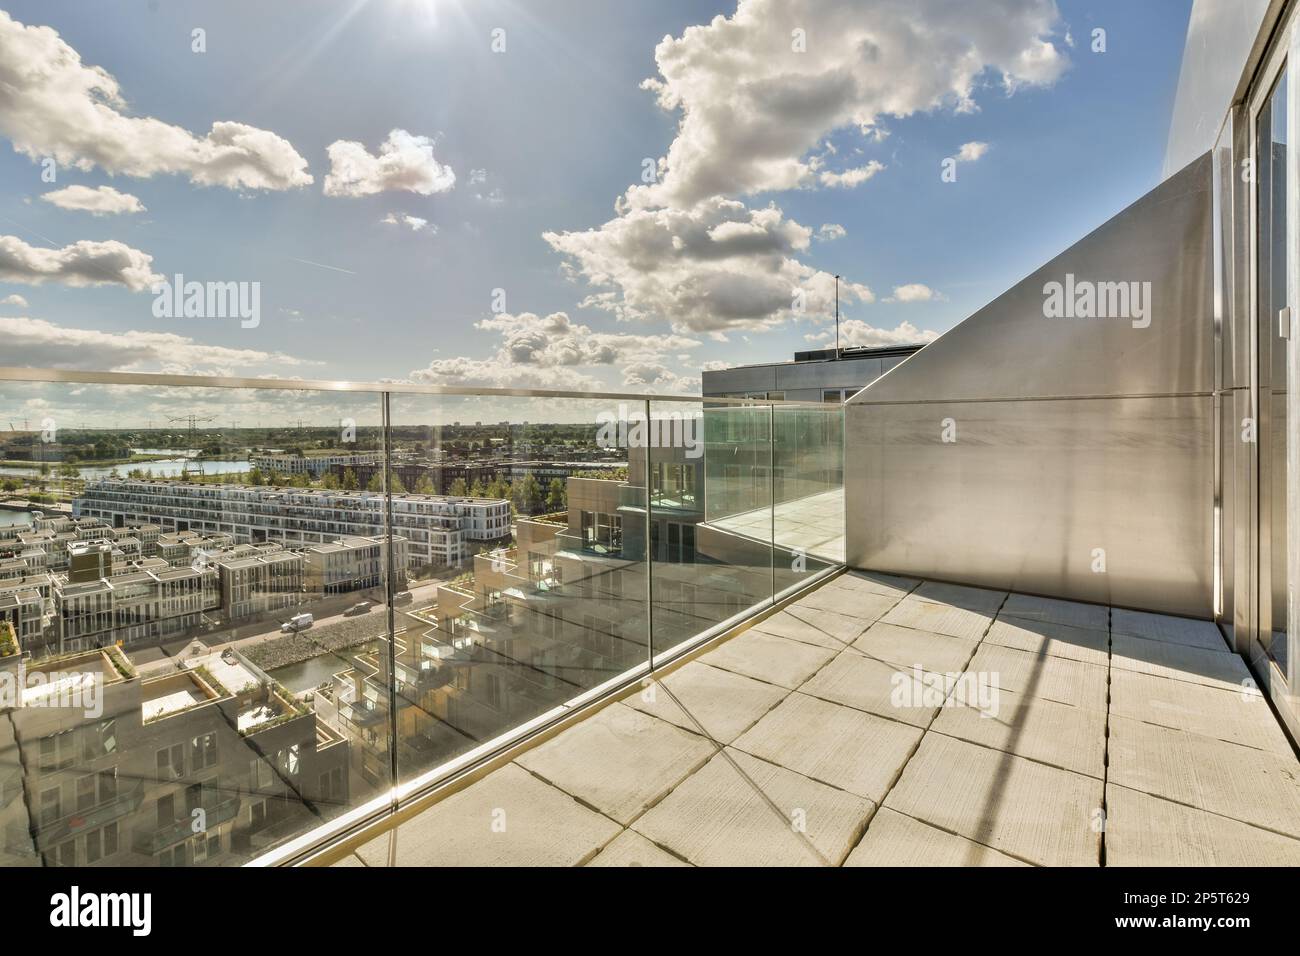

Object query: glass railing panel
[650,399,774,659]
[382,393,648,788]
[0,380,389,865]
[772,403,844,597]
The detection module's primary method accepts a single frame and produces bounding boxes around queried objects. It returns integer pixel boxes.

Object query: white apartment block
[74,478,511,569]
[248,452,382,478]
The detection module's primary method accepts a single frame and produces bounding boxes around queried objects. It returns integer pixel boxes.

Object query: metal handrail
[0,366,833,407]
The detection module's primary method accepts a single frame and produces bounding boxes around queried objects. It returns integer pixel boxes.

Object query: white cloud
[381,212,433,233]
[885,283,944,303]
[818,161,885,188]
[468,168,487,185]
[1,293,29,308]
[628,0,1066,208]
[956,141,990,162]
[0,316,314,374]
[324,129,455,197]
[621,361,697,393]
[40,184,145,216]
[0,234,161,291]
[410,355,602,391]
[545,196,871,333]
[0,11,312,190]
[411,310,702,391]
[815,223,846,242]
[804,318,938,349]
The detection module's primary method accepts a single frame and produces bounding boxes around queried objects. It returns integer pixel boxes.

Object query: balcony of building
[329,570,1300,867]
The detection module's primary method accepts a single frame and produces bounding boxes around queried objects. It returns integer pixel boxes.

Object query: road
[129,573,452,678]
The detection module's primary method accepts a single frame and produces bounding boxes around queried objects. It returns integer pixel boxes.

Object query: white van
[281,612,314,633]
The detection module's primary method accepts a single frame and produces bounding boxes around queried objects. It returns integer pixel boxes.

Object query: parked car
[393,591,413,605]
[344,601,374,617]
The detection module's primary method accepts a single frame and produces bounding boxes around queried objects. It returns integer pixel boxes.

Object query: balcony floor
[336,571,1300,866]
[709,488,846,564]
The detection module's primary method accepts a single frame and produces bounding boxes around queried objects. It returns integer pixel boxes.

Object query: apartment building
[303,535,407,595]
[0,645,349,867]
[702,343,922,403]
[74,479,510,570]
[217,551,305,619]
[340,459,619,497]
[249,452,382,478]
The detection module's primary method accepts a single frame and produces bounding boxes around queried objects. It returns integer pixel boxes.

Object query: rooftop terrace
[331,570,1300,867]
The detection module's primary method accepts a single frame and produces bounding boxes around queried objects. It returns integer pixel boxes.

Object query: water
[0,458,248,480]
[268,641,379,694]
[0,510,33,530]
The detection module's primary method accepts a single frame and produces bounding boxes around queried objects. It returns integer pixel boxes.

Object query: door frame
[1247,15,1300,710]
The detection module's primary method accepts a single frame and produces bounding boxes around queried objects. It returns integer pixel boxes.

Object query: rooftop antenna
[834,274,841,359]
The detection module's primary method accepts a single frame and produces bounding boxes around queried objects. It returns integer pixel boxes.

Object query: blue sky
[0,0,1192,397]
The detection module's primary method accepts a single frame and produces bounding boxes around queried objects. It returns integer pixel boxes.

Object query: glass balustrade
[0,370,843,865]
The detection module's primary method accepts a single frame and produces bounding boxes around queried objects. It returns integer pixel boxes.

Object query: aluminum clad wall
[846,153,1215,616]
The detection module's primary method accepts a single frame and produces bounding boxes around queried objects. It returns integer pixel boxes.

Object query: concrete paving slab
[1110,633,1252,692]
[913,581,1007,613]
[985,617,1110,668]
[356,762,622,866]
[1109,668,1294,755]
[999,593,1109,630]
[699,628,836,689]
[883,733,1103,867]
[732,691,923,800]
[967,643,1109,711]
[800,648,942,728]
[516,704,716,825]
[845,808,1029,867]
[1107,714,1300,837]
[586,829,691,867]
[631,747,874,866]
[1110,608,1228,652]
[773,604,870,647]
[881,596,992,641]
[623,660,786,744]
[851,621,979,675]
[793,586,899,621]
[931,688,1107,779]
[750,609,845,649]
[1105,784,1300,866]
[833,570,919,600]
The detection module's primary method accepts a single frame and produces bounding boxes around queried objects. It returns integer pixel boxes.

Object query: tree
[366,473,384,493]
[246,466,264,486]
[468,478,485,497]
[448,477,468,497]
[342,468,359,491]
[546,477,566,512]
[390,473,406,494]
[321,471,340,490]
[414,475,436,495]
[514,474,542,514]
